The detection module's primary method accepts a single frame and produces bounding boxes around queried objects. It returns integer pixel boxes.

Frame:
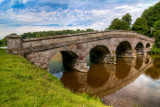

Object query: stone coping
[22,30,155,42]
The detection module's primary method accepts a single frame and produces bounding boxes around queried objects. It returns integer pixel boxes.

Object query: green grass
[0,49,105,107]
[149,45,160,54]
[0,45,7,47]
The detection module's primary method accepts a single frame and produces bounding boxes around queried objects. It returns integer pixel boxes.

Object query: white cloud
[0,0,159,39]
[22,0,33,4]
[0,0,4,4]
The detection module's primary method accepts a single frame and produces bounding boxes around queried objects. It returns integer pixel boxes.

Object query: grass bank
[0,49,105,107]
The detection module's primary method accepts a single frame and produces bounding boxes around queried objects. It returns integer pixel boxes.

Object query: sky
[0,0,159,39]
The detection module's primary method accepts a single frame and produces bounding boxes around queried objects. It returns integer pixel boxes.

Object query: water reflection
[135,55,143,70]
[49,55,160,106]
[87,64,110,88]
[115,58,132,79]
[145,56,160,80]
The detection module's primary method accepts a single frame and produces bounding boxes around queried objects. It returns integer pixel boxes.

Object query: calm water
[49,53,160,107]
[0,47,7,49]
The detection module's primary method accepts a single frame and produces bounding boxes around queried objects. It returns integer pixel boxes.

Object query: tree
[122,13,132,26]
[108,18,129,30]
[141,1,160,27]
[108,18,120,29]
[154,21,160,31]
[154,30,160,48]
[86,28,94,32]
[132,17,149,35]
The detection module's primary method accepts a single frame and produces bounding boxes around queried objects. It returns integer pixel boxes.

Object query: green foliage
[142,1,160,27]
[0,49,105,106]
[122,13,132,26]
[154,30,160,48]
[10,33,17,35]
[132,17,149,35]
[154,21,160,31]
[0,37,7,47]
[21,29,95,39]
[149,44,160,54]
[108,13,131,30]
[108,18,129,30]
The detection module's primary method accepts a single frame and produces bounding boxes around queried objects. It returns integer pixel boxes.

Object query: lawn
[0,49,105,107]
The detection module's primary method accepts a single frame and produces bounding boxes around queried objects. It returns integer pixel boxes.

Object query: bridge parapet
[21,30,154,48]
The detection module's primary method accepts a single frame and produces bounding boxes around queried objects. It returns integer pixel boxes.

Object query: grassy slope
[0,49,105,107]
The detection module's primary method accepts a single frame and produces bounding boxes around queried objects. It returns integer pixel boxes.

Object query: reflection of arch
[49,50,78,73]
[145,58,160,80]
[135,42,144,55]
[145,58,149,65]
[116,41,132,57]
[60,71,83,92]
[146,43,150,48]
[87,63,110,88]
[90,45,110,64]
[115,58,131,79]
[135,55,143,70]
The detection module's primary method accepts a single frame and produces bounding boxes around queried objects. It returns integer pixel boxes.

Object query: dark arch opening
[61,51,78,71]
[135,42,144,55]
[90,45,110,64]
[49,51,78,74]
[146,43,150,48]
[116,41,132,58]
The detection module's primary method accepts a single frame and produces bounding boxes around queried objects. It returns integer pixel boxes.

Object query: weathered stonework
[7,30,155,72]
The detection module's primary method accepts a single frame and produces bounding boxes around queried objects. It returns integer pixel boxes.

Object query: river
[49,53,160,107]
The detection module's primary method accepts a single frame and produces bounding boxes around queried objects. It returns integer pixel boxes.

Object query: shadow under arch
[135,42,144,55]
[49,50,78,74]
[115,58,132,79]
[89,45,110,64]
[146,43,151,48]
[116,41,132,58]
[87,63,110,88]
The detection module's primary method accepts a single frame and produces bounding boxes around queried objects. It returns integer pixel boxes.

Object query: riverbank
[0,49,105,106]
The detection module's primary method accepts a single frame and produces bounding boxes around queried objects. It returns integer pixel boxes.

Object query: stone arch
[146,43,151,48]
[135,42,144,55]
[49,49,79,74]
[89,45,111,64]
[116,41,132,57]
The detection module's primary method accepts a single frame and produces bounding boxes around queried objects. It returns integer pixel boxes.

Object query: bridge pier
[132,49,137,59]
[143,48,148,57]
[110,51,116,64]
[75,59,88,72]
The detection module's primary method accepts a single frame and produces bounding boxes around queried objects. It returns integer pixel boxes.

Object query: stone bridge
[7,30,155,72]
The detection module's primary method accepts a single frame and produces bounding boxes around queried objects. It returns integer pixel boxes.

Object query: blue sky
[0,0,159,39]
